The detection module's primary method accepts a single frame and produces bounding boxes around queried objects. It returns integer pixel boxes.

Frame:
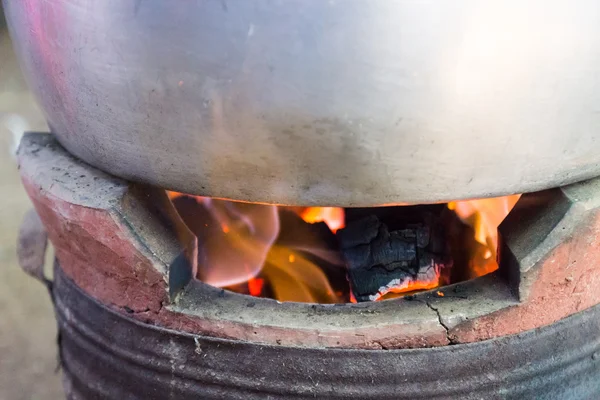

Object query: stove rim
[53,260,600,399]
[53,260,598,353]
[18,131,600,350]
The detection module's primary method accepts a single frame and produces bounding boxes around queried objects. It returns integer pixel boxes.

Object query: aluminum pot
[5,0,600,206]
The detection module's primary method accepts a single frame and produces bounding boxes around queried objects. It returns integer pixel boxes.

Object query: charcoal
[337,207,452,302]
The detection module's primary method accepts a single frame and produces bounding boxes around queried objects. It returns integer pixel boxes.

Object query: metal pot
[5,0,600,206]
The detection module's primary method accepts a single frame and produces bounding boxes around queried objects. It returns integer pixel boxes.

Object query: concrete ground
[0,18,65,400]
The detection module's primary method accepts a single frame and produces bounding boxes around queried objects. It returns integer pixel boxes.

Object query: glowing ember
[375,277,442,301]
[247,277,264,297]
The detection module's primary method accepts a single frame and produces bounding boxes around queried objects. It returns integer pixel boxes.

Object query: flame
[169,192,341,302]
[299,207,345,233]
[448,194,520,277]
[259,207,345,302]
[261,247,340,303]
[172,194,280,287]
[169,189,519,304]
[167,191,184,200]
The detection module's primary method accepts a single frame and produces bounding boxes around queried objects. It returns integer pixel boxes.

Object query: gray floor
[0,20,65,400]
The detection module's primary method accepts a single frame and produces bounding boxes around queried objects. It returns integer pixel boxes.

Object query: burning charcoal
[337,207,452,302]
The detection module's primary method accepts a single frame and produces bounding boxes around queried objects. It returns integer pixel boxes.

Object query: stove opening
[169,192,519,303]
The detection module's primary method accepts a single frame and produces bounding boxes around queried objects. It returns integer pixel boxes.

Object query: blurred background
[0,7,64,400]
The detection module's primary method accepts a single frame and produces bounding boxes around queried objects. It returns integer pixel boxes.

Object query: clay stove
[16,132,600,399]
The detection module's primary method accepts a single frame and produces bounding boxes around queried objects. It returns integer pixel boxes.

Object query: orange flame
[260,207,345,302]
[261,247,340,303]
[172,194,280,287]
[168,192,342,302]
[448,194,520,278]
[169,189,519,303]
[299,207,345,233]
[167,191,184,200]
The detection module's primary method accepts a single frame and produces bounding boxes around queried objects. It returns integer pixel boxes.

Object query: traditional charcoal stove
[15,133,600,399]
[6,0,600,398]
